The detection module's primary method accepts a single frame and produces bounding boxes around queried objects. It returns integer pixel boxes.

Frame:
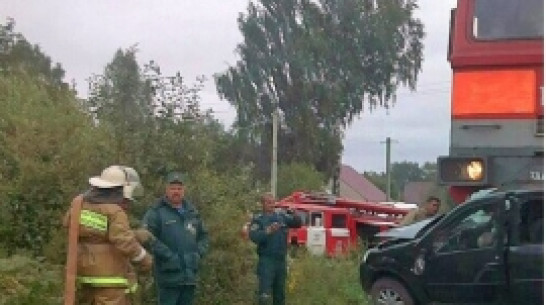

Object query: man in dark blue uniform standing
[249,192,301,305]
[142,172,209,305]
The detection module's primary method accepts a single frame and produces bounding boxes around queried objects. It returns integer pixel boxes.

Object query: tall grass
[286,250,369,305]
[0,249,371,305]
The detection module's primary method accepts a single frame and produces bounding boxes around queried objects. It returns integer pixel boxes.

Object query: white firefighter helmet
[89,165,143,201]
[121,166,143,201]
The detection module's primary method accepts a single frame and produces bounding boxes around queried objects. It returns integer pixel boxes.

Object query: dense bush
[0,255,63,305]
[0,71,116,255]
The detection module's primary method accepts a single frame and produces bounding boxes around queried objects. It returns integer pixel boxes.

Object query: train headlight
[438,157,488,185]
[466,161,484,180]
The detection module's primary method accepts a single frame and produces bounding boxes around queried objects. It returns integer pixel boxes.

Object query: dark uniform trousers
[258,256,287,305]
[157,285,196,305]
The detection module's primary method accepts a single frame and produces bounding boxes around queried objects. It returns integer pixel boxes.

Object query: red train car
[438,0,544,203]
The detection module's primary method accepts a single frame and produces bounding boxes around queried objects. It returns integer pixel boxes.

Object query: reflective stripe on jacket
[76,276,138,294]
[80,209,108,231]
[76,276,128,287]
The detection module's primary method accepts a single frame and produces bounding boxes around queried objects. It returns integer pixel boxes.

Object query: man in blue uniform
[249,192,301,305]
[142,172,209,305]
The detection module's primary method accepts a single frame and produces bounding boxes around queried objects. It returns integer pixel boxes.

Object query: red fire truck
[437,0,544,203]
[274,192,414,256]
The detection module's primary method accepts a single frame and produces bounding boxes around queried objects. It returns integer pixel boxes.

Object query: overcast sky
[1,0,456,173]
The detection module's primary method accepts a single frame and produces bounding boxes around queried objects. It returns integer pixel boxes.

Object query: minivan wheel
[370,278,414,305]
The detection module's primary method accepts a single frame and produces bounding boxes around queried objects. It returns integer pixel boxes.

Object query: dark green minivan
[360,189,543,305]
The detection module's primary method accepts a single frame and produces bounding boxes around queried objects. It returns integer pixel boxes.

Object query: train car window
[310,212,323,227]
[473,0,543,40]
[331,214,347,229]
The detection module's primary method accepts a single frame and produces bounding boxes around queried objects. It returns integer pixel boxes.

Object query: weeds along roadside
[0,246,369,305]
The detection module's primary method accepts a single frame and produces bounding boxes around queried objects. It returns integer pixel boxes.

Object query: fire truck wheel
[370,278,414,305]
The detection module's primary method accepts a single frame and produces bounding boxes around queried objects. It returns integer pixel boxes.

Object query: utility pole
[271,108,278,198]
[381,137,396,201]
[332,120,342,196]
[386,137,391,201]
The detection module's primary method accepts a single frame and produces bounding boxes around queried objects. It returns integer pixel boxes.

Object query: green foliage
[421,161,438,181]
[0,21,121,255]
[0,255,63,305]
[0,70,116,255]
[0,19,68,89]
[287,252,367,304]
[391,161,427,197]
[143,61,206,122]
[364,161,441,201]
[0,20,388,305]
[83,47,233,186]
[277,162,326,198]
[86,47,154,163]
[189,169,260,304]
[194,198,258,302]
[215,0,424,180]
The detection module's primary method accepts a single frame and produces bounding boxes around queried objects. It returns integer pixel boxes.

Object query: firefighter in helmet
[64,165,153,305]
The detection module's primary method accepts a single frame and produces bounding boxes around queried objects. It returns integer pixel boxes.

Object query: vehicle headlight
[412,254,425,275]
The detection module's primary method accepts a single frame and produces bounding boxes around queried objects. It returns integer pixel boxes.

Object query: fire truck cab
[275,192,414,256]
[276,202,353,256]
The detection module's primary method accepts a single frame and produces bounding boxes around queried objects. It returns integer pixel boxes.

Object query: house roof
[340,164,386,202]
[403,181,435,204]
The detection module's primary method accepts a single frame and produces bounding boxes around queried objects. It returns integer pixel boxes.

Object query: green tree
[366,161,441,201]
[215,0,424,181]
[84,50,230,184]
[143,61,205,122]
[86,47,154,163]
[0,19,67,89]
[277,162,326,198]
[422,161,437,181]
[390,161,425,198]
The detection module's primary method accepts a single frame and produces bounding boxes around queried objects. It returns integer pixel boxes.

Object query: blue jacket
[142,197,209,286]
[249,211,301,259]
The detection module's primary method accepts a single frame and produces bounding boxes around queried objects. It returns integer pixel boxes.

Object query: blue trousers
[257,256,287,305]
[157,285,195,305]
